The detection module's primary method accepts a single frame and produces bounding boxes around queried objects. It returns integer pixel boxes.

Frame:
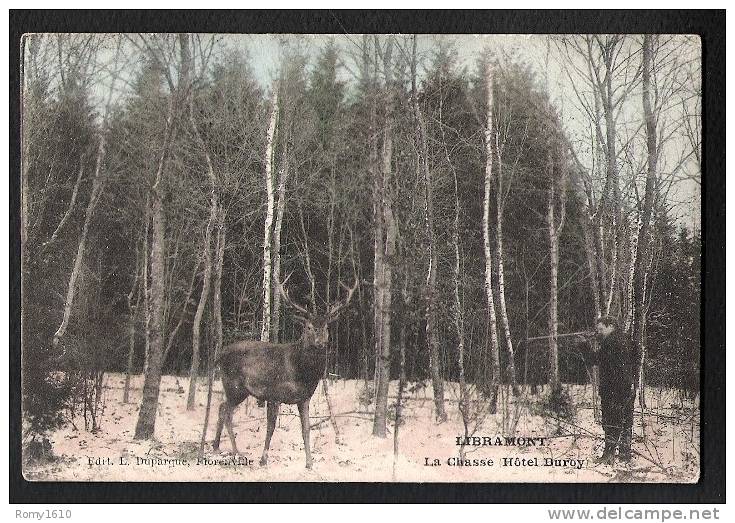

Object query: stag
[213,278,357,469]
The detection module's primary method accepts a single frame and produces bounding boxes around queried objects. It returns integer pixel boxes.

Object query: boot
[594,440,616,465]
[594,452,615,465]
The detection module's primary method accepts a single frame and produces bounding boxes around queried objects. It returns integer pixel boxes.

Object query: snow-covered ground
[24,374,699,483]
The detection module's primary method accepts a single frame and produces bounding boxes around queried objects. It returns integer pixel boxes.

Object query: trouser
[600,387,636,457]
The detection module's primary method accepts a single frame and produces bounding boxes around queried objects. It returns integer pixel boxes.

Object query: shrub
[540,385,576,421]
[356,384,374,408]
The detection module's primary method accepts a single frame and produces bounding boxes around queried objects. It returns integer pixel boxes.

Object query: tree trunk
[270,147,290,342]
[52,134,106,348]
[325,158,337,373]
[482,63,501,412]
[370,38,386,435]
[605,220,619,317]
[587,217,602,421]
[123,243,141,404]
[134,32,187,439]
[199,205,226,456]
[52,38,122,349]
[411,35,447,422]
[567,157,602,418]
[583,220,603,319]
[452,157,468,437]
[495,144,518,395]
[134,179,170,439]
[547,147,568,393]
[634,34,659,406]
[436,59,468,417]
[187,71,219,410]
[42,162,85,251]
[547,178,561,391]
[375,179,396,436]
[372,36,394,438]
[372,136,385,411]
[322,154,341,442]
[142,201,151,374]
[123,303,137,404]
[602,62,623,321]
[187,212,215,410]
[212,206,226,364]
[591,86,610,318]
[260,84,279,343]
[392,286,408,478]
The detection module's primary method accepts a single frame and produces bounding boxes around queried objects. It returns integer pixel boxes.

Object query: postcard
[18,30,704,486]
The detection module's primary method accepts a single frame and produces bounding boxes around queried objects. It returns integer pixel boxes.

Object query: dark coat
[584,330,642,401]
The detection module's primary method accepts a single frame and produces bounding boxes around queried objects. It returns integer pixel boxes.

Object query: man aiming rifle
[580,316,643,464]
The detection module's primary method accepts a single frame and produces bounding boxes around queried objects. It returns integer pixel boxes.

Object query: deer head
[276,275,358,350]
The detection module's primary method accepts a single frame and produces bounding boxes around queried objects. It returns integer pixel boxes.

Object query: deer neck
[295,336,327,384]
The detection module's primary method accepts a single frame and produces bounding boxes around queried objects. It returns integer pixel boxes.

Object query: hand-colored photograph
[20,32,702,483]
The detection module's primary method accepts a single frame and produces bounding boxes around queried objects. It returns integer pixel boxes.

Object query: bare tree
[134,34,189,440]
[186,39,220,410]
[629,34,697,407]
[52,37,121,348]
[547,144,569,392]
[259,81,280,343]
[482,61,502,412]
[123,234,142,403]
[199,203,226,456]
[555,35,644,321]
[373,36,397,437]
[411,35,447,422]
[270,143,290,343]
[629,34,658,394]
[494,73,527,396]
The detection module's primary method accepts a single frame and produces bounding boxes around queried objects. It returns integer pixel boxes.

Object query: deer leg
[298,400,313,469]
[223,402,241,455]
[260,401,280,466]
[213,402,227,452]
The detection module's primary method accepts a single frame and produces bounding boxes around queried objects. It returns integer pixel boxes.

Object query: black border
[9,10,725,504]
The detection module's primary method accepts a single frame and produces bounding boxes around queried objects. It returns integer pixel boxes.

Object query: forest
[21,33,701,482]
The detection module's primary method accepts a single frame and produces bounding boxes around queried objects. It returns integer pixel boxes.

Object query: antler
[327,279,359,321]
[277,271,310,319]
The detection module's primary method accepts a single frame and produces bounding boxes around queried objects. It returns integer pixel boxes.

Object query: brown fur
[212,320,329,469]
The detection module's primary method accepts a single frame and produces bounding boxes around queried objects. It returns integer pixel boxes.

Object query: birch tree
[482,61,502,412]
[630,34,698,406]
[260,82,279,342]
[630,34,658,375]
[411,35,447,422]
[270,146,290,342]
[52,38,121,348]
[555,35,643,320]
[271,50,305,342]
[494,73,527,396]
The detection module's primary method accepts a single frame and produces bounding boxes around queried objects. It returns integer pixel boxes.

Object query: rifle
[524,331,594,342]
